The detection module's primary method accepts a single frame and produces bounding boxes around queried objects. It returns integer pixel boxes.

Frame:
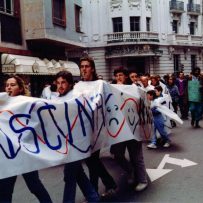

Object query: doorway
[127,57,146,75]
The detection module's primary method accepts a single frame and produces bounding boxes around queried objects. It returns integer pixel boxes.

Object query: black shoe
[195,121,201,128]
[191,119,195,127]
[101,187,117,200]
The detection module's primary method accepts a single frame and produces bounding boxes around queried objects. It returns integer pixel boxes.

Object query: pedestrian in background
[166,75,180,128]
[188,67,203,128]
[140,75,154,92]
[166,75,180,114]
[175,71,188,120]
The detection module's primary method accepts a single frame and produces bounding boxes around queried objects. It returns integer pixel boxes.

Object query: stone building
[0,0,203,88]
[74,0,203,80]
[0,0,84,95]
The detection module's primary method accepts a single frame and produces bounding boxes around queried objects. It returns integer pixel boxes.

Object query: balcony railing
[168,34,203,46]
[106,32,159,44]
[169,1,184,13]
[187,4,201,15]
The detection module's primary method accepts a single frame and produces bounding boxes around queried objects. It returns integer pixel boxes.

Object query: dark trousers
[172,100,178,114]
[63,161,99,203]
[126,140,147,183]
[85,150,116,192]
[111,140,147,184]
[110,142,132,174]
[178,96,188,118]
[0,171,52,203]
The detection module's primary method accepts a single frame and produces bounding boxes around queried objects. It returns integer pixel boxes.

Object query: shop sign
[2,64,16,73]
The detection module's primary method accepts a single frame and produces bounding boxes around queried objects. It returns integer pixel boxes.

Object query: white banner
[0,81,153,179]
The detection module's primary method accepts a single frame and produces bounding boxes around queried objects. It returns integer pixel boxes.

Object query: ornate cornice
[128,0,141,10]
[110,0,122,11]
[145,0,152,11]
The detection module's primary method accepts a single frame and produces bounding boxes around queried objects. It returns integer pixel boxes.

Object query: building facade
[73,0,203,80]
[0,0,203,88]
[0,0,85,95]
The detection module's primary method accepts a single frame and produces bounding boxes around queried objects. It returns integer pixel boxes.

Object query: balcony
[23,1,84,51]
[169,1,184,13]
[187,4,201,15]
[167,34,203,46]
[106,32,159,44]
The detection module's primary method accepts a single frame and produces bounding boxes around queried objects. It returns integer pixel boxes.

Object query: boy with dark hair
[52,70,100,203]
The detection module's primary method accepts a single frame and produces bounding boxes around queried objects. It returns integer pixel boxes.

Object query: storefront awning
[1,54,80,76]
[58,60,80,76]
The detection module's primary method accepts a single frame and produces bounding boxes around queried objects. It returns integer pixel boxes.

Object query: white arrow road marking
[146,169,173,182]
[146,154,198,182]
[157,154,198,169]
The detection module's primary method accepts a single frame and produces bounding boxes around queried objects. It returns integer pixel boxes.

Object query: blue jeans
[63,161,100,203]
[151,114,170,145]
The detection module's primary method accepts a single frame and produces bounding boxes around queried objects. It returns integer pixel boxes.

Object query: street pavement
[12,117,203,203]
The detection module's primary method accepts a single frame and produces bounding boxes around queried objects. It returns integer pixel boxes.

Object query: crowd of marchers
[1,56,203,203]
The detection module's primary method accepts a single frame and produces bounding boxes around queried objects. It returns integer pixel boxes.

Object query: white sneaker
[163,142,170,148]
[147,143,157,149]
[134,182,148,192]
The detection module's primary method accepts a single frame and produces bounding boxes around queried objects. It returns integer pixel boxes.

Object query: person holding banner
[129,71,142,87]
[0,75,52,203]
[150,86,173,145]
[188,67,203,128]
[110,66,148,192]
[110,67,133,178]
[147,90,171,149]
[80,56,118,199]
[50,70,100,203]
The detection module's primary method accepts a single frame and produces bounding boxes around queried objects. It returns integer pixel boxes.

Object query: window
[75,4,81,32]
[173,55,180,74]
[0,0,13,15]
[191,55,196,70]
[1,13,22,44]
[130,17,140,31]
[0,0,21,44]
[189,22,195,35]
[172,20,178,33]
[112,17,123,32]
[146,17,150,31]
[52,0,66,27]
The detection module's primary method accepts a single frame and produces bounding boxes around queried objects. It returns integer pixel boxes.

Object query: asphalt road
[12,117,203,203]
